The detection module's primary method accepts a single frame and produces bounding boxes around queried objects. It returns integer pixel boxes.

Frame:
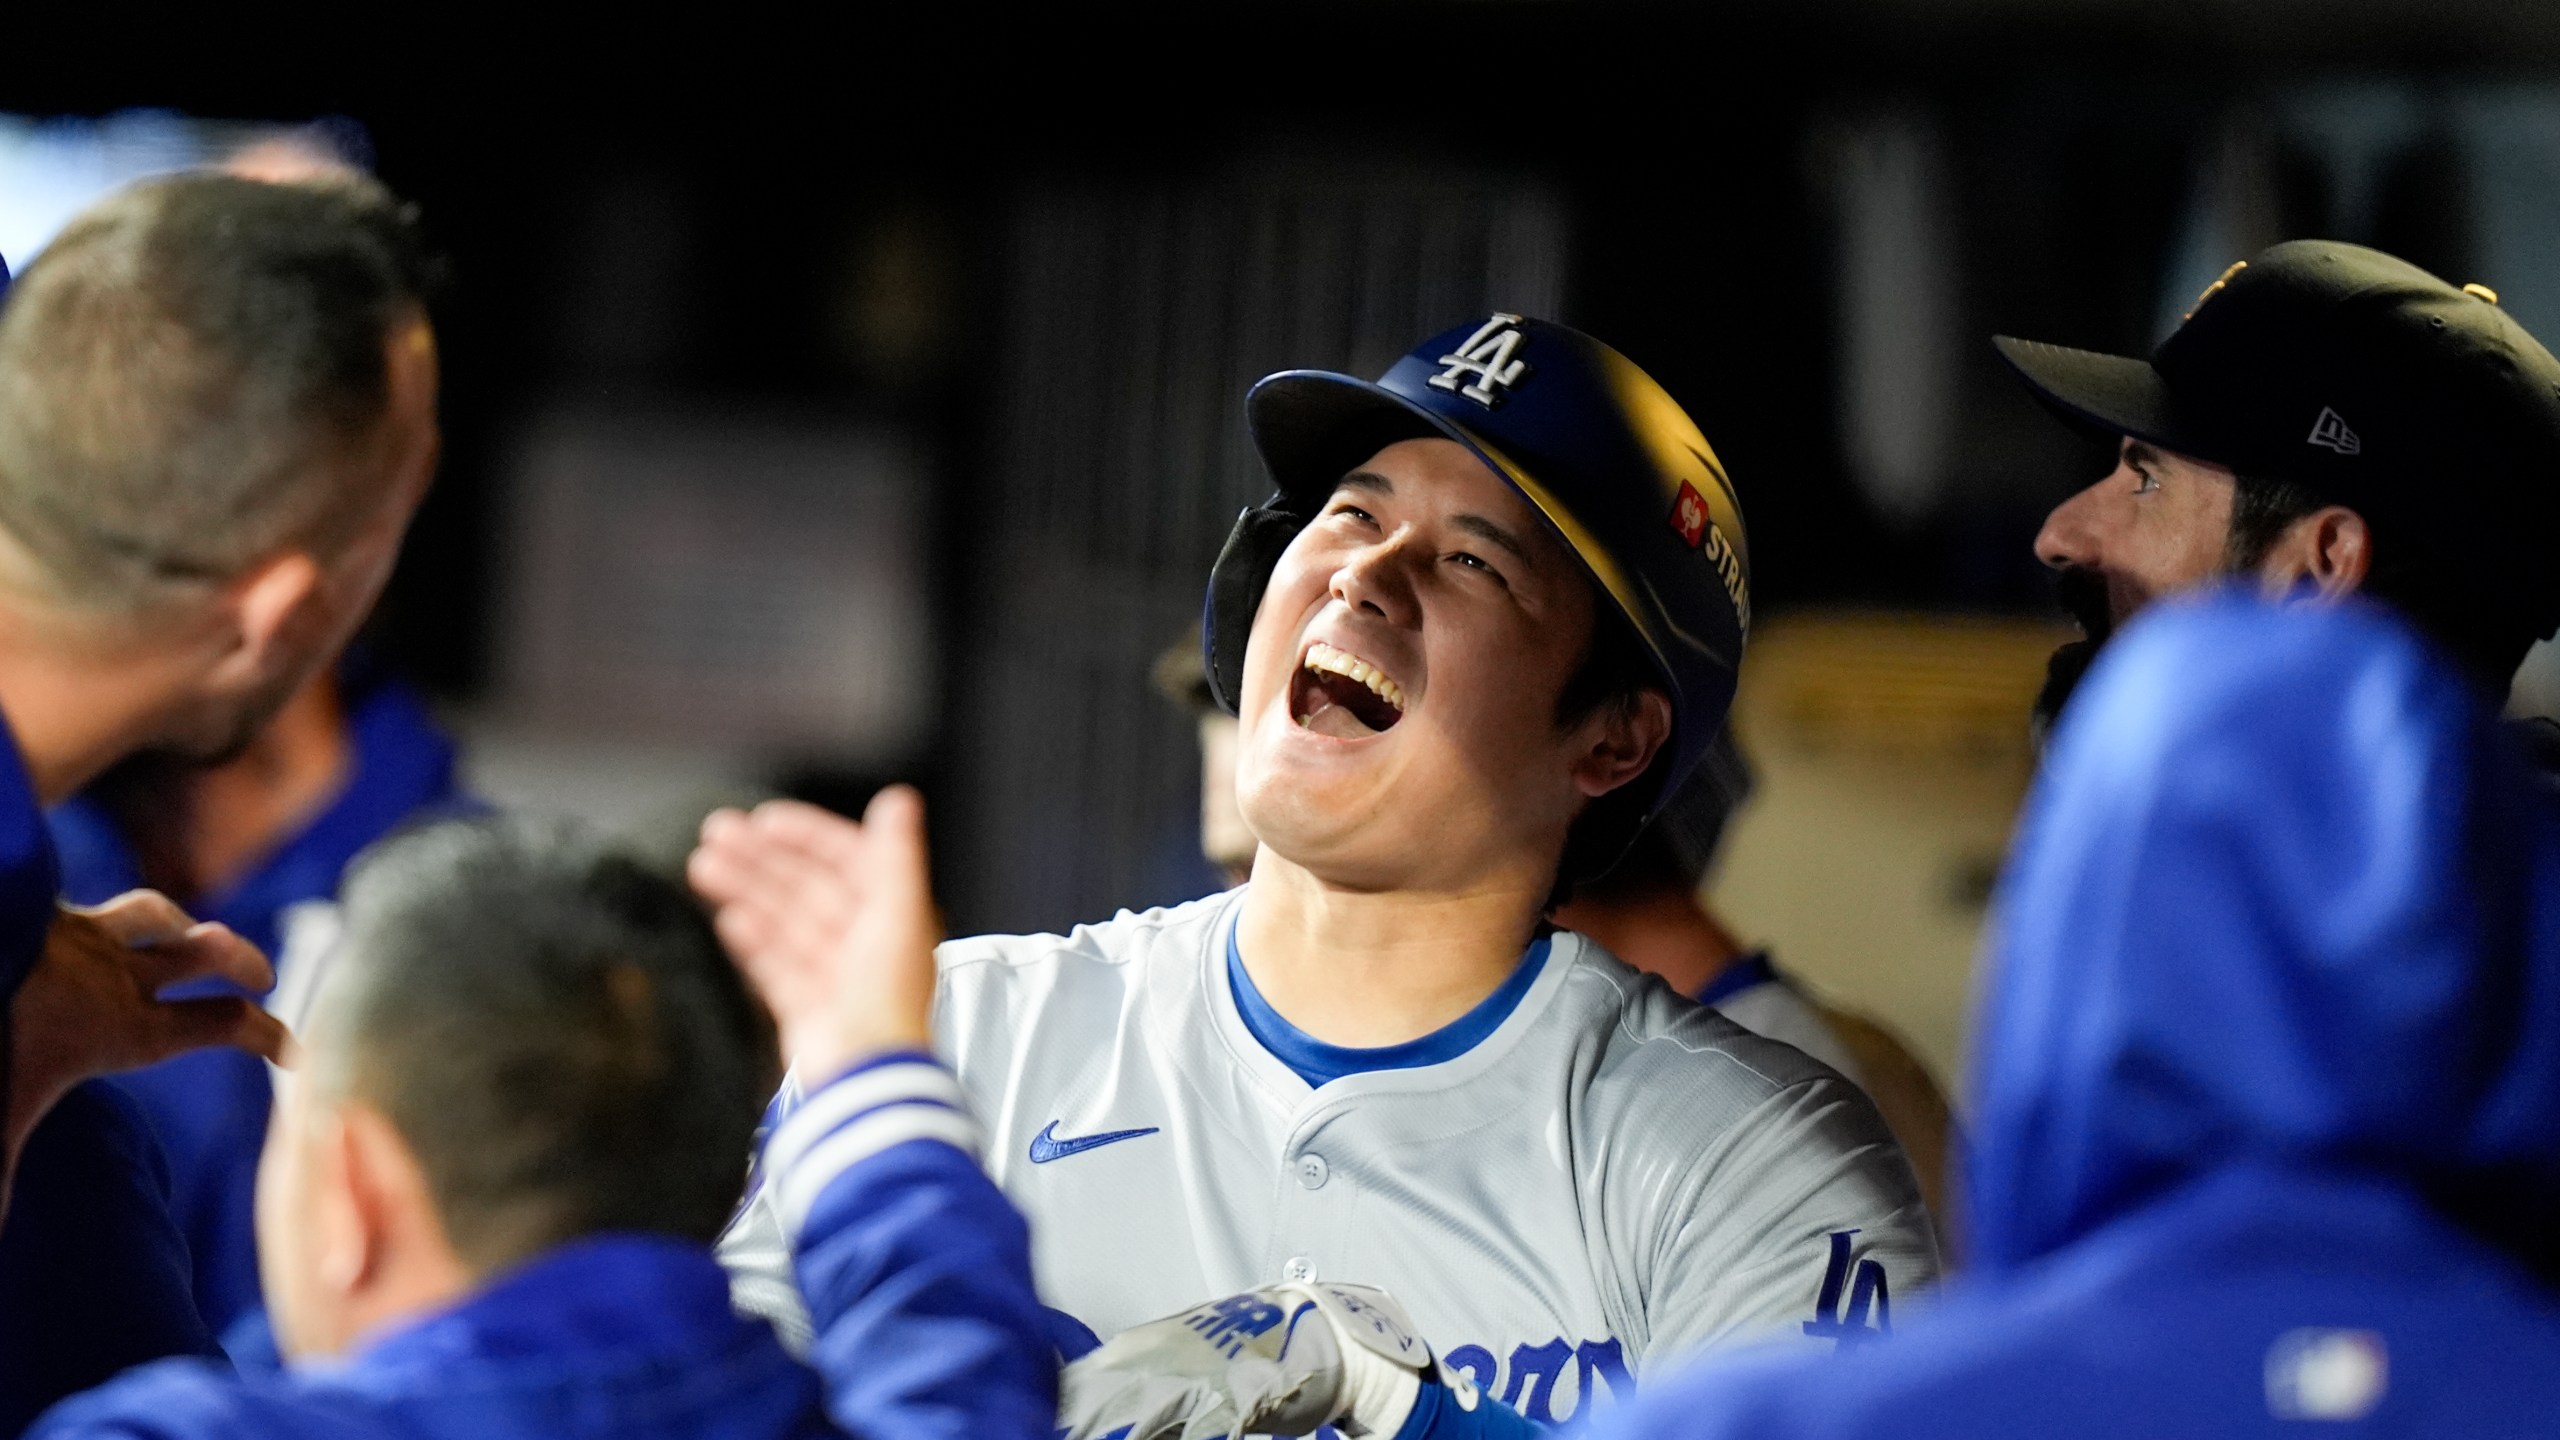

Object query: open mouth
[2052,565,2115,647]
[1289,640,1407,739]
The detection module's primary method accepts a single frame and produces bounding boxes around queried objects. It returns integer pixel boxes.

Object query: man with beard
[0,173,442,1428]
[1579,564,2560,1440]
[1997,240,2560,737]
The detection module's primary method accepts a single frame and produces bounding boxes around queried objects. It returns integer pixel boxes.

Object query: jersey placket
[1262,1104,1359,1286]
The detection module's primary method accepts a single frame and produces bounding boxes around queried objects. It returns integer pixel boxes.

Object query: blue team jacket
[0,250,222,1428]
[52,671,474,1337]
[30,1054,1056,1440]
[0,714,224,1438]
[1602,592,2560,1437]
[0,693,54,1010]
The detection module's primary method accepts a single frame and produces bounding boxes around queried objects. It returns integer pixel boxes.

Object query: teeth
[1303,641,1407,712]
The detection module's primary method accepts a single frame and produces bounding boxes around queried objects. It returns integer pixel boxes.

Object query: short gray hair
[311,818,778,1270]
[0,171,436,611]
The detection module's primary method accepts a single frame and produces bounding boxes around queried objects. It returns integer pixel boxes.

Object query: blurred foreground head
[0,171,441,767]
[1609,592,2560,1436]
[257,820,777,1359]
[1977,587,2560,1274]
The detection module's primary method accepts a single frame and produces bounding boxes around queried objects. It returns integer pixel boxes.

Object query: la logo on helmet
[1429,314,1532,407]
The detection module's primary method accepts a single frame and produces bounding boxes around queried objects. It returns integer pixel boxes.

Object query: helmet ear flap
[1202,498,1313,715]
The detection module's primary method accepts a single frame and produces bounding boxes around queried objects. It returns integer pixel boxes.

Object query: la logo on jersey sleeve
[1801,1229,1891,1348]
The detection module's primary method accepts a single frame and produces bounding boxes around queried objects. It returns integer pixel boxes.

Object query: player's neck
[107,675,350,902]
[1234,852,1549,1049]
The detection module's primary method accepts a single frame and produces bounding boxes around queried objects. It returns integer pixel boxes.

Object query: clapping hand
[688,786,943,1084]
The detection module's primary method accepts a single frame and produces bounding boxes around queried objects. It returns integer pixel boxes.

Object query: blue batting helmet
[1202,313,1751,868]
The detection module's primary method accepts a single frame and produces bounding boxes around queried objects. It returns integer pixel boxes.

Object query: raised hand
[7,890,288,1173]
[688,786,942,1085]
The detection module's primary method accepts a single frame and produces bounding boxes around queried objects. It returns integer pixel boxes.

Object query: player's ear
[1572,689,1672,800]
[2252,505,2372,603]
[203,548,329,691]
[303,1102,375,1297]
[334,1100,449,1294]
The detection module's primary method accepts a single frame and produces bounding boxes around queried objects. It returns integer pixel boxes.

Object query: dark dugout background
[9,2,2557,937]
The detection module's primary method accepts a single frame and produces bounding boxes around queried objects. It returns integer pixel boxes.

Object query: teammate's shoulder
[29,1356,375,1440]
[935,888,1239,979]
[1551,931,1851,1098]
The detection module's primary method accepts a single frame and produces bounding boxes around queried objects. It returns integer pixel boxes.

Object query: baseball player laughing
[694,316,1939,1437]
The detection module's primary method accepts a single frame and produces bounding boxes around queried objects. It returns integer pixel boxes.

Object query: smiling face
[1232,436,1667,894]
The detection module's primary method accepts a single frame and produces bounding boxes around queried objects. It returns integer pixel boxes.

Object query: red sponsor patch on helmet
[1668,482,1710,549]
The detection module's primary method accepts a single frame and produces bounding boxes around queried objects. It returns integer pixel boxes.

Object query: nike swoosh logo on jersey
[1027,1120,1161,1164]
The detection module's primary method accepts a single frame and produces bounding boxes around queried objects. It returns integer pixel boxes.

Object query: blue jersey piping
[1226,923,1550,1088]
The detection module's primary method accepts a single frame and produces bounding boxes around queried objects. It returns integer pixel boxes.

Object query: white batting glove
[1056,1281,1481,1440]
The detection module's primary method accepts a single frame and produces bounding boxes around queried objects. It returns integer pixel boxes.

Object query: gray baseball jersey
[1712,971,1868,1092]
[720,888,1936,1428]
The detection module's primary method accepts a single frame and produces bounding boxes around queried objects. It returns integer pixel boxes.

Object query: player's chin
[1240,724,1405,825]
[1246,806,1425,889]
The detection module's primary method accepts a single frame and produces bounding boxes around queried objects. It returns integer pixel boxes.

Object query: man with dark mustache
[1998,240,2560,739]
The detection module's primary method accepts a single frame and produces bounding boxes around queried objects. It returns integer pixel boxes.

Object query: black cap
[1996,240,2560,640]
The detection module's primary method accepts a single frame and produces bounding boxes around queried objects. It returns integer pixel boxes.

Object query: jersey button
[1296,1154,1329,1189]
[1283,1256,1315,1282]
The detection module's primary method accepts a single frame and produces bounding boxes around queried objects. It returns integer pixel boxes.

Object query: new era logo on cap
[2308,406,2362,456]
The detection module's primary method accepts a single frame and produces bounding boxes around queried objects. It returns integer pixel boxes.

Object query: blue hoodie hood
[1965,590,2560,1276]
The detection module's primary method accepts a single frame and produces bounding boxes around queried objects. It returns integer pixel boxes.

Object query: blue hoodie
[1599,591,2560,1437]
[31,1052,1056,1440]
